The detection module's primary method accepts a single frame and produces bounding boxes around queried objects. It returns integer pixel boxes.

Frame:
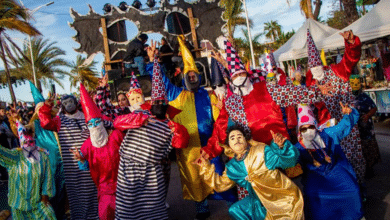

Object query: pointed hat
[79,83,102,122]
[221,37,246,78]
[297,104,317,129]
[178,35,198,75]
[126,72,143,98]
[151,55,168,102]
[29,81,45,104]
[307,29,322,68]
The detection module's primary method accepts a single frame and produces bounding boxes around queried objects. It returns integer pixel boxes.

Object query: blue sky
[0,0,337,103]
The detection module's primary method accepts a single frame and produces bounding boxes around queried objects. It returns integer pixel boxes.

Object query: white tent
[318,0,390,50]
[273,19,339,62]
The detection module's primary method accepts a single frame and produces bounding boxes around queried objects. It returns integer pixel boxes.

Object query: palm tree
[299,0,322,20]
[220,0,253,40]
[236,29,265,64]
[0,0,40,105]
[341,0,359,24]
[69,55,99,91]
[11,37,69,91]
[264,20,281,43]
[274,30,296,49]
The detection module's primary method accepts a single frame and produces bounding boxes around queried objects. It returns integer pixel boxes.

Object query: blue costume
[295,108,364,220]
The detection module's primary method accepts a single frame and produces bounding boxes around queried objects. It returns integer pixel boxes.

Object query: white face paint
[301,128,316,142]
[89,123,108,148]
[310,66,325,81]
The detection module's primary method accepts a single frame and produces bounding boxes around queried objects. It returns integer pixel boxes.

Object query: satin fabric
[200,140,304,220]
[203,82,290,158]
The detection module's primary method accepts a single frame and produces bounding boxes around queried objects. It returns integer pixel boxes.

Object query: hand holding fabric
[69,148,85,162]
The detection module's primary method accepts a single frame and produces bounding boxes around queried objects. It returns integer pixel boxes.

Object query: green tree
[11,37,69,91]
[264,20,282,42]
[341,0,359,25]
[69,55,99,91]
[0,0,40,105]
[274,30,296,49]
[220,0,253,40]
[299,0,322,20]
[235,29,265,64]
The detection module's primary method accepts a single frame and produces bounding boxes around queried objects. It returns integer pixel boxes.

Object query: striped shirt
[0,146,54,211]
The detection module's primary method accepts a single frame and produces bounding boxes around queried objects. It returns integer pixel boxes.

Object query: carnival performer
[295,103,363,220]
[70,83,151,220]
[305,29,366,182]
[95,72,149,119]
[29,82,66,220]
[0,120,56,219]
[195,124,304,220]
[350,75,381,178]
[38,94,106,219]
[146,36,238,219]
[114,55,189,220]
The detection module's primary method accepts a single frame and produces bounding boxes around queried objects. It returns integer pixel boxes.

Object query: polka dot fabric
[307,29,322,68]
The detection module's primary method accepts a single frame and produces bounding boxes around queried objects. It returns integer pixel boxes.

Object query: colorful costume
[145,35,233,204]
[79,83,150,220]
[199,140,303,220]
[39,98,101,219]
[295,105,363,220]
[30,81,66,220]
[0,121,56,219]
[306,30,366,182]
[114,55,189,220]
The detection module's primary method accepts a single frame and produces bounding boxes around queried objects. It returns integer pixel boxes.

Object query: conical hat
[79,83,102,122]
[178,35,198,75]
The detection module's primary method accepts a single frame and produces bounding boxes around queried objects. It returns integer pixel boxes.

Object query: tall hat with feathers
[178,35,198,75]
[126,72,143,98]
[220,37,246,79]
[307,29,322,68]
[80,83,102,122]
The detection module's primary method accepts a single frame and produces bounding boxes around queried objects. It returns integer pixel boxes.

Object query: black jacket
[123,38,147,63]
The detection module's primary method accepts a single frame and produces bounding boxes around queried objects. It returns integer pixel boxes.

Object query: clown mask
[127,92,145,110]
[349,77,361,92]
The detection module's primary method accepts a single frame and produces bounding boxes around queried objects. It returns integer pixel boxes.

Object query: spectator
[0,105,15,181]
[123,34,149,76]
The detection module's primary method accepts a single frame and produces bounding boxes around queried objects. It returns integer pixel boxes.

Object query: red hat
[151,55,168,102]
[307,29,322,68]
[80,83,102,122]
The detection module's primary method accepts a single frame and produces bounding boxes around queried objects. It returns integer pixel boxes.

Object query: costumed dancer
[195,124,304,220]
[350,75,381,178]
[71,83,150,220]
[295,103,364,220]
[202,36,332,199]
[114,55,189,220]
[305,29,366,182]
[0,120,56,219]
[29,82,66,220]
[95,72,149,118]
[146,36,238,219]
[38,94,103,219]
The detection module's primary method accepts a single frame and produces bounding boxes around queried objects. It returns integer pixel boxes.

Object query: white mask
[301,128,316,142]
[232,76,253,96]
[89,123,108,148]
[310,66,325,81]
[129,102,142,112]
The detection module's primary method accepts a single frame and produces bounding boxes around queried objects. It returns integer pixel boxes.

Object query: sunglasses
[87,118,102,128]
[300,125,316,133]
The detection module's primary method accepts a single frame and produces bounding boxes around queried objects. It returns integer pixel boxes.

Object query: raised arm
[264,133,299,170]
[38,103,61,132]
[198,160,236,193]
[331,34,362,82]
[266,82,321,107]
[324,105,359,145]
[94,84,120,119]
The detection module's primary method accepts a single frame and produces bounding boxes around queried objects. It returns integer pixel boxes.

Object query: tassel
[325,155,332,163]
[313,159,321,167]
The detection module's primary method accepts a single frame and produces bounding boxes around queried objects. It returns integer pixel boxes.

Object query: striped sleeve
[0,145,19,168]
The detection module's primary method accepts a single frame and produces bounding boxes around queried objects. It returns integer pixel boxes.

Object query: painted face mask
[310,66,325,81]
[349,77,361,92]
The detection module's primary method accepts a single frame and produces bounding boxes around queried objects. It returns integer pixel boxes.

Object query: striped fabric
[12,202,56,219]
[115,113,173,220]
[0,146,54,212]
[57,114,99,220]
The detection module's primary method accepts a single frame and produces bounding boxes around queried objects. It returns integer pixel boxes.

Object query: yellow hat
[178,35,198,74]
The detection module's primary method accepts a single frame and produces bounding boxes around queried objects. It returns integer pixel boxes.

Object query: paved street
[167,120,390,220]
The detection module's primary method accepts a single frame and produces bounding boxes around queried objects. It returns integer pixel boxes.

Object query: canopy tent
[318,0,390,50]
[273,19,339,62]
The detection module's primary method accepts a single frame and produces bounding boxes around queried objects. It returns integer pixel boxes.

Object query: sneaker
[194,212,210,220]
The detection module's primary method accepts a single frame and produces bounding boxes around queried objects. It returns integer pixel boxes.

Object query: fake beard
[232,76,253,96]
[89,123,108,148]
[150,104,168,119]
[184,74,200,92]
[310,66,325,81]
[130,103,143,112]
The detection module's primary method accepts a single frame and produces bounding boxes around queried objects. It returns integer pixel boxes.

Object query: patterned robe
[306,36,366,182]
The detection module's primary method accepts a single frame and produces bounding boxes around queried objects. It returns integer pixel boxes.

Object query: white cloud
[32,12,57,29]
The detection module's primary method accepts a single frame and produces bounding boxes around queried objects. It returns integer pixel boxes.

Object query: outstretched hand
[340,102,352,115]
[193,150,209,166]
[340,30,355,44]
[317,82,334,97]
[69,147,84,162]
[147,40,158,62]
[99,75,108,87]
[45,92,55,106]
[271,130,287,149]
[211,49,228,69]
